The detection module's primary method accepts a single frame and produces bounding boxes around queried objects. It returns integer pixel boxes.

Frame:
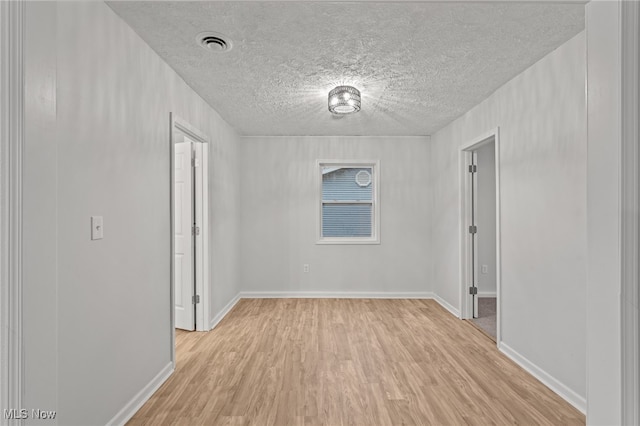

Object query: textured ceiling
[107,1,584,136]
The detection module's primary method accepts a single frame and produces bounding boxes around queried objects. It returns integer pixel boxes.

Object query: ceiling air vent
[196,32,232,53]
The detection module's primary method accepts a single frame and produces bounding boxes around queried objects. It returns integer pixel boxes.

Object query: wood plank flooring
[127,299,585,425]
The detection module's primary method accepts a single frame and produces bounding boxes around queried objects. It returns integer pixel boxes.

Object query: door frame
[458,127,502,344]
[169,113,210,360]
[0,0,25,417]
[620,0,639,422]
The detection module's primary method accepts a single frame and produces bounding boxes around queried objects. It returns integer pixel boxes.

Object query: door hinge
[468,164,477,173]
[192,225,200,236]
[469,225,477,234]
[469,286,478,295]
[192,157,200,168]
[192,294,200,304]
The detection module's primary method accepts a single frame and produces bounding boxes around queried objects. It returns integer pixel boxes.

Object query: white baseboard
[433,294,461,318]
[478,291,497,298]
[107,362,174,426]
[239,291,434,299]
[209,293,242,330]
[498,342,586,414]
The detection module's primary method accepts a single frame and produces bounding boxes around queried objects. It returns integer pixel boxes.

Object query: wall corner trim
[498,342,586,414]
[106,362,174,426]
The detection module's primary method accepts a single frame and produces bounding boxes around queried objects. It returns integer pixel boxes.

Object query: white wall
[22,2,240,424]
[23,3,58,421]
[585,1,622,423]
[429,31,587,407]
[475,142,497,296]
[239,136,431,296]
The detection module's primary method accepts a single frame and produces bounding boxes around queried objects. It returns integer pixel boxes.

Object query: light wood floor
[128,299,585,425]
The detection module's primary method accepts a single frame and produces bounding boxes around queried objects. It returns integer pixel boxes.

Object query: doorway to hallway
[459,129,501,343]
[470,141,497,340]
[170,114,210,345]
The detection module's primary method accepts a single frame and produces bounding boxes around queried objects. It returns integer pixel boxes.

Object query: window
[317,160,380,244]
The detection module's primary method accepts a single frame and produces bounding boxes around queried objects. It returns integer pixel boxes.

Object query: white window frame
[316,160,380,245]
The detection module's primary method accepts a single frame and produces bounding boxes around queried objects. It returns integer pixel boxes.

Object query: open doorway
[470,141,497,338]
[170,114,210,356]
[460,128,501,343]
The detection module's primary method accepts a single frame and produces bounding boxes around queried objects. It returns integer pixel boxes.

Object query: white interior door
[193,142,208,330]
[174,140,195,331]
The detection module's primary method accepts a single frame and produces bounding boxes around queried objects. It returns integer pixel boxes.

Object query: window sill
[316,238,380,245]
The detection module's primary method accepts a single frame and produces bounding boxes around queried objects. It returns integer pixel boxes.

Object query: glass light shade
[328,86,361,114]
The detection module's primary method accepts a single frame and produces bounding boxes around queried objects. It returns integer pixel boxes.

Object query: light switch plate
[91,216,103,240]
[481,265,488,274]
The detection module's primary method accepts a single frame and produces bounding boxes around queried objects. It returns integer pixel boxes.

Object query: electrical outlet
[481,265,488,274]
[91,216,103,240]
[303,264,310,273]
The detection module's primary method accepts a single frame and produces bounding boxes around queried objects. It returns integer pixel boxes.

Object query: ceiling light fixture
[328,86,361,114]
